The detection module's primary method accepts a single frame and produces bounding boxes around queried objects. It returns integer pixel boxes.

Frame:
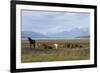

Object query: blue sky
[21,10,90,35]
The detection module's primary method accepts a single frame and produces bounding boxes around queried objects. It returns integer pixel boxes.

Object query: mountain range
[21,31,48,39]
[46,28,90,38]
[21,28,90,39]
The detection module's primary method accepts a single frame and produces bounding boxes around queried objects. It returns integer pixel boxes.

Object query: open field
[21,39,90,63]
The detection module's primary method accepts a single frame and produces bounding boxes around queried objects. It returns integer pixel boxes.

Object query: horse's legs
[33,43,35,48]
[30,43,31,49]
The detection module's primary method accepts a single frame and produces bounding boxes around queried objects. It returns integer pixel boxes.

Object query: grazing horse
[54,43,58,49]
[42,44,52,49]
[28,37,36,49]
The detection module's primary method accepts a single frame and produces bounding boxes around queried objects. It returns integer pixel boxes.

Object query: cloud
[21,10,90,34]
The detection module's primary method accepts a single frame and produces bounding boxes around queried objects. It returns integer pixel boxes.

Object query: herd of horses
[28,37,57,49]
[28,37,83,49]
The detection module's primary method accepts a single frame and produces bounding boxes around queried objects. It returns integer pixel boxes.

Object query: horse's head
[28,37,31,40]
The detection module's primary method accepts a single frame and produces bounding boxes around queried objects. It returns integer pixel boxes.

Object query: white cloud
[21,10,90,34]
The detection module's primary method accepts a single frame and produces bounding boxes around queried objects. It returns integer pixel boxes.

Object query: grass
[21,39,90,63]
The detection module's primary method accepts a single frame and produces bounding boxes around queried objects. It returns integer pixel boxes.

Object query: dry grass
[21,39,90,63]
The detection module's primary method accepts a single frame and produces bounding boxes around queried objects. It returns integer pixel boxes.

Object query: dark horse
[28,37,36,49]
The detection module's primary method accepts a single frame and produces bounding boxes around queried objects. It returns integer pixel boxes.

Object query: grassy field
[21,39,90,63]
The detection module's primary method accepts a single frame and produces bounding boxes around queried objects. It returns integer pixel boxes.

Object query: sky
[21,10,90,35]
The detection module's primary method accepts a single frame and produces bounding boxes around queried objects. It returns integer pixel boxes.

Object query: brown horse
[28,37,36,49]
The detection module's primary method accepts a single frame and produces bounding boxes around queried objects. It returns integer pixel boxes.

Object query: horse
[28,37,36,49]
[54,43,58,49]
[42,44,53,49]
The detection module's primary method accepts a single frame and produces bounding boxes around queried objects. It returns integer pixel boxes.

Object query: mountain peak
[21,31,49,39]
[21,27,90,39]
